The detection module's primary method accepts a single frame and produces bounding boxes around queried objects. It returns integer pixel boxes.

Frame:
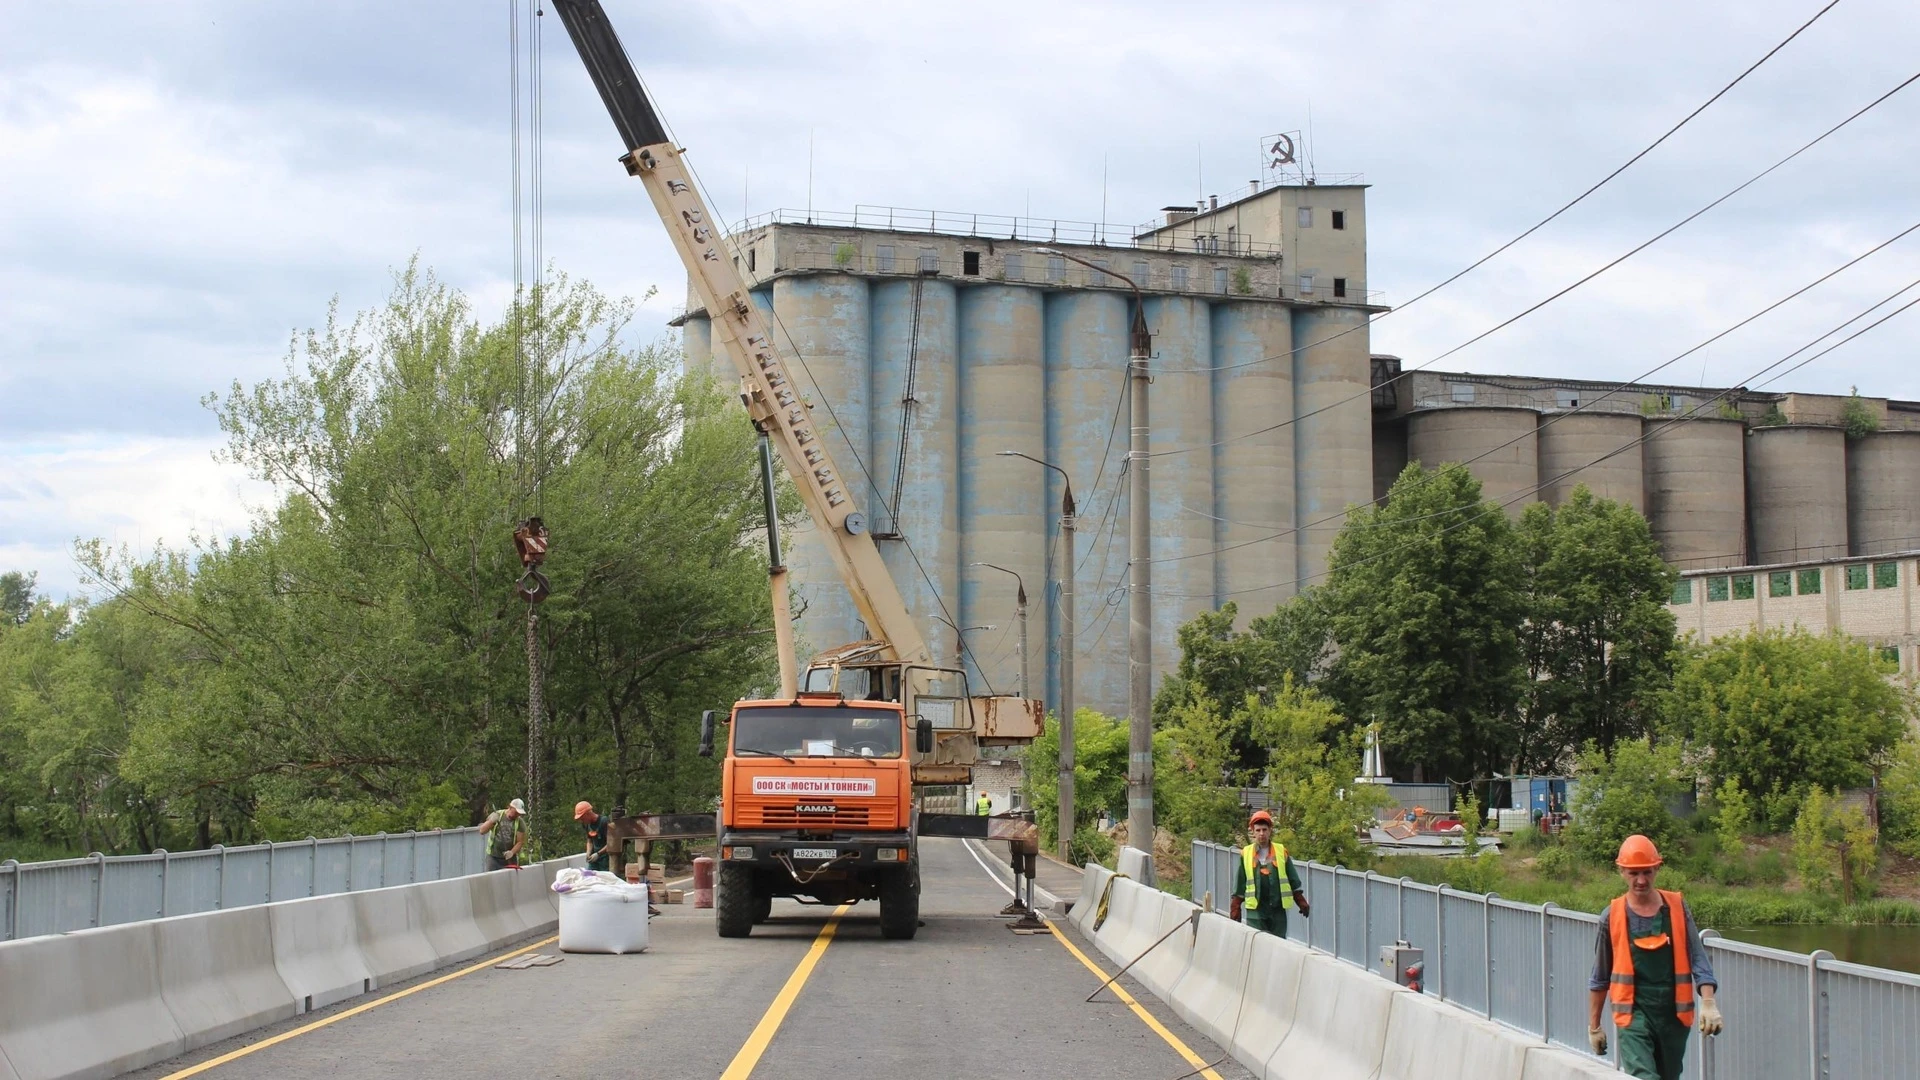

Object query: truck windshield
[733,706,902,759]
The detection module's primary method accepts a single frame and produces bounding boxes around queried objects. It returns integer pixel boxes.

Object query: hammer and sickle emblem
[1269,134,1296,166]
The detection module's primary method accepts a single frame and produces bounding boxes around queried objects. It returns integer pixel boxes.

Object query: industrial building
[680,183,1379,718]
[1666,550,1918,678]
[1372,366,1920,571]
[681,183,1920,719]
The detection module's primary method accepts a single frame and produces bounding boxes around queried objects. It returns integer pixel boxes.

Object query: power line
[1149,275,1920,601]
[1155,65,1920,460]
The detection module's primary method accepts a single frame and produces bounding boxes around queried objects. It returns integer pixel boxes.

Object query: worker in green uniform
[1588,834,1723,1079]
[1229,809,1310,936]
[575,800,612,872]
[976,791,992,815]
[478,797,529,871]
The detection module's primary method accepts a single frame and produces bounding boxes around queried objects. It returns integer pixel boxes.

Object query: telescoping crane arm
[550,0,930,671]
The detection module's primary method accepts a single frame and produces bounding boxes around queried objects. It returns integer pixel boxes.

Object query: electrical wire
[1153,66,1920,460]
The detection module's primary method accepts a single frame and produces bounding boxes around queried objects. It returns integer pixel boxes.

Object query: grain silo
[1406,406,1540,515]
[1747,425,1849,564]
[1846,430,1920,556]
[1643,418,1747,569]
[1537,412,1645,511]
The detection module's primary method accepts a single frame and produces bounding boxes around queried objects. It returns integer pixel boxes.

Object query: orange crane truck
[550,0,1046,939]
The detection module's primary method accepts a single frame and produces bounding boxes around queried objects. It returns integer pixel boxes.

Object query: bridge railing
[1,828,485,942]
[1191,838,1920,1079]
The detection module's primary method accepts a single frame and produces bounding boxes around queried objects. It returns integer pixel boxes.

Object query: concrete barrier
[1225,933,1311,1073]
[1376,990,1535,1080]
[1520,1045,1621,1079]
[1117,845,1154,885]
[415,876,489,964]
[0,921,187,1080]
[352,884,439,987]
[0,1043,19,1080]
[1070,863,1115,937]
[1133,892,1199,1001]
[155,906,300,1052]
[1265,952,1404,1080]
[512,863,558,932]
[1168,912,1257,1050]
[1090,877,1159,970]
[268,893,375,1012]
[468,870,530,947]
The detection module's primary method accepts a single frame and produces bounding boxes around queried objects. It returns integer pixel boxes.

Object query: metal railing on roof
[0,827,486,941]
[730,205,1291,257]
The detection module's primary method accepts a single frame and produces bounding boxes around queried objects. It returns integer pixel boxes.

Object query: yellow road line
[1046,918,1226,1080]
[158,935,560,1078]
[718,903,851,1080]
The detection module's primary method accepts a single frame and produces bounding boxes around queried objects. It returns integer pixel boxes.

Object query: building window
[1088,259,1109,285]
[1880,646,1901,669]
[1671,579,1693,605]
[1450,382,1475,404]
[876,244,896,273]
[1846,565,1869,591]
[1215,267,1230,294]
[1706,576,1730,602]
[962,250,981,276]
[1556,390,1580,408]
[1332,209,1347,230]
[1874,561,1899,589]
[1769,571,1792,598]
[1333,277,1348,298]
[746,247,756,272]
[1004,253,1023,281]
[917,248,939,273]
[1133,260,1149,286]
[1299,274,1315,295]
[1797,568,1822,595]
[1171,264,1189,289]
[1047,254,1065,283]
[1297,207,1313,228]
[1732,574,1755,601]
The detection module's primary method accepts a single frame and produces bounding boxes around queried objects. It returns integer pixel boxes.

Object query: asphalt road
[129,838,1252,1080]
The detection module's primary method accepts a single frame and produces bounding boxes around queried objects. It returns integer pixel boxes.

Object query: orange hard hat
[1615,834,1663,869]
[1249,809,1274,827]
[573,800,594,821]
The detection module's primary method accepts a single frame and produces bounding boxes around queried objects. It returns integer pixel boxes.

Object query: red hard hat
[1615,834,1663,869]
[1249,809,1274,827]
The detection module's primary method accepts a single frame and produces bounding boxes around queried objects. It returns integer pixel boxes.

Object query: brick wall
[1667,554,1917,676]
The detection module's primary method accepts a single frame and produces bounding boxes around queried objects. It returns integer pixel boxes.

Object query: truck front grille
[749,805,876,828]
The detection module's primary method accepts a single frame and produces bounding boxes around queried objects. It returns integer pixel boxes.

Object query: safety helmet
[1249,809,1274,827]
[573,800,594,821]
[1615,834,1663,869]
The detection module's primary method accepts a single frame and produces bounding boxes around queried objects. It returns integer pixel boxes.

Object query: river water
[1719,924,1920,976]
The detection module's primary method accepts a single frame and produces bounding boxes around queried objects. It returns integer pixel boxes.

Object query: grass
[1373,829,1920,927]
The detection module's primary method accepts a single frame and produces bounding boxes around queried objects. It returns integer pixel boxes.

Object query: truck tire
[753,891,773,924]
[878,863,919,940]
[716,862,755,938]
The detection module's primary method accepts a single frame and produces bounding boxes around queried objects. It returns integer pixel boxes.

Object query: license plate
[791,847,837,860]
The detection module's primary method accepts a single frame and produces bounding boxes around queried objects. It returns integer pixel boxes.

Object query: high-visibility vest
[1606,890,1695,1029]
[976,795,992,815]
[1241,843,1294,911]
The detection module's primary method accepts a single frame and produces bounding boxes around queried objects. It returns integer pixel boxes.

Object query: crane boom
[550,0,929,669]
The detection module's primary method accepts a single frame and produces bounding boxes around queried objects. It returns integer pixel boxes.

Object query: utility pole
[996,451,1077,862]
[1125,299,1154,855]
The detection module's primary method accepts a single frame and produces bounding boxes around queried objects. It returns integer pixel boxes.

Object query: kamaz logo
[795,804,837,814]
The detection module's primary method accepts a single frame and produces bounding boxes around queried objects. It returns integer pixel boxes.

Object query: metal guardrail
[1191,839,1919,1079]
[1,828,485,941]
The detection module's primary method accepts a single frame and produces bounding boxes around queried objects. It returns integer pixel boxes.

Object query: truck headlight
[724,846,754,860]
[877,848,904,861]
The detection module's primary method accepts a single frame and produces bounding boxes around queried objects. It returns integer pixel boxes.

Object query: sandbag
[557,886,650,954]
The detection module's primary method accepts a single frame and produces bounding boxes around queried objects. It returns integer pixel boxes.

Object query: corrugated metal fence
[1,828,485,942]
[1191,839,1920,1079]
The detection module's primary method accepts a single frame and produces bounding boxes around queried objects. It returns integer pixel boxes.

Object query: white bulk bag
[555,878,651,954]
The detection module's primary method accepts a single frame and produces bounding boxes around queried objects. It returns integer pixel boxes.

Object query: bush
[1534,842,1576,879]
[1751,850,1788,885]
[1568,737,1686,864]
[1071,825,1115,867]
[1714,778,1752,856]
[1879,740,1920,857]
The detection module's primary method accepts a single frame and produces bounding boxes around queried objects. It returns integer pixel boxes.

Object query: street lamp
[970,562,1029,698]
[932,615,996,665]
[997,449,1078,862]
[1030,245,1156,863]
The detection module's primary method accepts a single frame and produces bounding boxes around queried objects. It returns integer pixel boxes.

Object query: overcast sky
[5,0,1917,598]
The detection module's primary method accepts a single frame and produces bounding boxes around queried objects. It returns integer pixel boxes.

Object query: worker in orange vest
[1587,834,1723,1079]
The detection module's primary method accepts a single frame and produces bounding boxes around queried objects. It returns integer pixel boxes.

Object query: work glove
[1229,897,1243,921]
[1588,1026,1608,1055]
[1697,996,1724,1036]
[1295,892,1311,918]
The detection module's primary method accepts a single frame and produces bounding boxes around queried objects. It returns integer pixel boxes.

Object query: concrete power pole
[1125,302,1154,856]
[1058,499,1075,863]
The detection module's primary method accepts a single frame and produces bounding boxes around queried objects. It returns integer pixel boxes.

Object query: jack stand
[1006,845,1049,933]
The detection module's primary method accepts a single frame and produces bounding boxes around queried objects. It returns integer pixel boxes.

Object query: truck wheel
[716,862,755,938]
[753,890,773,924]
[878,864,920,940]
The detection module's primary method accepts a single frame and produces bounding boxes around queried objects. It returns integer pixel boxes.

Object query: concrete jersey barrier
[1520,1045,1622,1080]
[268,893,376,1012]
[413,876,490,964]
[352,883,443,988]
[154,906,300,1052]
[1225,933,1312,1073]
[1071,863,1115,937]
[1376,989,1536,1080]
[0,920,187,1080]
[1090,878,1160,970]
[468,870,531,946]
[1132,892,1199,1001]
[1168,912,1257,1050]
[1264,950,1404,1080]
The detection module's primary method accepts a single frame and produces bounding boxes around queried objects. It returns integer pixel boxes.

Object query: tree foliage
[1322,462,1525,783]
[2,266,780,859]
[1022,707,1132,854]
[1566,737,1686,865]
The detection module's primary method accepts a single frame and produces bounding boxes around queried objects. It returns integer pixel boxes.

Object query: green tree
[1793,786,1879,904]
[1323,462,1525,783]
[1515,488,1677,769]
[1245,676,1392,866]
[1714,778,1752,857]
[0,571,36,627]
[1153,592,1332,778]
[1879,740,1920,858]
[1669,627,1912,825]
[1567,737,1685,865]
[1841,387,1880,440]
[1023,707,1130,854]
[1157,696,1254,845]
